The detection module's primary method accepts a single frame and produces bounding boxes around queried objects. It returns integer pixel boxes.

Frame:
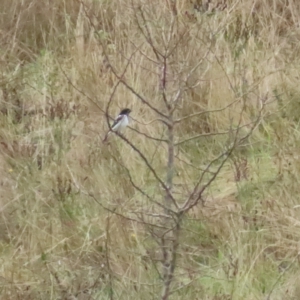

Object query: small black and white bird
[103,108,131,142]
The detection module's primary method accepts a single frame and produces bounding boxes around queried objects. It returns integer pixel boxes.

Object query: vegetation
[1,0,300,299]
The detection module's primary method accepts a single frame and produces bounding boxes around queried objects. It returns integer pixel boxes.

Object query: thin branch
[160,56,170,109]
[110,67,168,118]
[165,26,190,59]
[175,120,259,146]
[174,152,215,175]
[131,211,174,231]
[112,131,179,210]
[105,50,137,130]
[182,95,265,212]
[132,117,170,126]
[129,127,168,142]
[129,40,160,66]
[182,148,233,212]
[112,154,177,216]
[58,63,104,113]
[135,4,163,61]
[174,99,240,124]
[175,130,232,146]
[67,164,167,229]
[80,0,167,119]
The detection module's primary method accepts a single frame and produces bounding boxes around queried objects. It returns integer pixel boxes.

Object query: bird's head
[120,108,131,115]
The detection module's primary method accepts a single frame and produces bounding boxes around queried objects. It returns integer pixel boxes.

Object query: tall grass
[1,0,300,299]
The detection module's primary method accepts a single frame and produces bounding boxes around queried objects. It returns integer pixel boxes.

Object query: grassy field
[1,0,300,299]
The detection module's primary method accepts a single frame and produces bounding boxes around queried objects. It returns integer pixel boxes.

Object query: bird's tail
[102,131,111,143]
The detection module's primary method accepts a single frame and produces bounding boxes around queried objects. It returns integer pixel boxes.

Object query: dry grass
[1,0,300,299]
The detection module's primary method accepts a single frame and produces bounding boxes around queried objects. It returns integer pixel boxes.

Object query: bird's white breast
[113,115,129,132]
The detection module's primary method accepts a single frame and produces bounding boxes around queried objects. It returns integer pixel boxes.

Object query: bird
[103,108,131,142]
